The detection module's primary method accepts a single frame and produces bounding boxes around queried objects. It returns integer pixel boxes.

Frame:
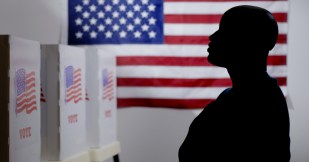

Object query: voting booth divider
[40,45,89,162]
[85,47,120,162]
[0,35,120,162]
[0,35,41,162]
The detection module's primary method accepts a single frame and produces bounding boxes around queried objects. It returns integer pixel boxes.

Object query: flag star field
[69,0,164,44]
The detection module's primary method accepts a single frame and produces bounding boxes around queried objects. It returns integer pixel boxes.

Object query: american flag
[65,66,83,104]
[15,68,38,114]
[102,69,114,101]
[68,0,288,109]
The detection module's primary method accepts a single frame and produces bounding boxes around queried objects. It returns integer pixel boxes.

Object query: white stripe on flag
[118,86,288,99]
[165,23,288,36]
[94,44,287,57]
[117,66,287,79]
[118,87,227,99]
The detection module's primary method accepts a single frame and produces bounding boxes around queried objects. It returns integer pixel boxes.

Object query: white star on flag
[134,31,141,38]
[98,24,105,31]
[83,24,90,32]
[142,0,149,5]
[142,24,149,31]
[119,4,126,11]
[127,24,134,31]
[112,24,120,31]
[89,4,97,12]
[105,31,112,38]
[112,0,119,5]
[75,31,83,38]
[75,18,83,25]
[105,18,112,25]
[75,5,83,12]
[148,31,156,38]
[105,5,112,12]
[119,17,127,24]
[90,17,97,25]
[133,4,141,11]
[127,0,134,5]
[83,0,90,5]
[90,31,97,38]
[141,11,149,18]
[134,17,141,25]
[148,4,155,11]
[112,11,120,18]
[83,11,90,18]
[119,30,127,38]
[97,11,104,18]
[127,11,134,18]
[149,17,156,25]
[98,0,104,5]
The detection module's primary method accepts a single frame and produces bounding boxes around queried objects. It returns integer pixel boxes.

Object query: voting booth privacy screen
[41,45,88,161]
[0,35,41,162]
[85,47,117,149]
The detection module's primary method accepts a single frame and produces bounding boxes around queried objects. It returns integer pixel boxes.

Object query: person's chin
[207,55,226,67]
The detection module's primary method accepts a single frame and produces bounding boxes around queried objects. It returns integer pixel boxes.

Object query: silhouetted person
[179,5,290,162]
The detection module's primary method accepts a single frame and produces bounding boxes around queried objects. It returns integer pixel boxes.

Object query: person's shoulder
[217,88,232,99]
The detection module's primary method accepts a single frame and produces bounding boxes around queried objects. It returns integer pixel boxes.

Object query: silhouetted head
[207,5,278,70]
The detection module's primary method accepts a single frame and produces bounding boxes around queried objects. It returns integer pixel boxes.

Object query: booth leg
[113,154,120,162]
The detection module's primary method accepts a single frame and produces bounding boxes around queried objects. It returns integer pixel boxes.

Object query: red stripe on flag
[26,105,37,114]
[276,77,287,86]
[117,56,286,66]
[165,34,286,44]
[267,56,286,65]
[117,77,286,87]
[16,104,27,114]
[273,13,288,22]
[165,15,222,24]
[17,93,27,102]
[117,56,210,66]
[26,83,36,90]
[165,13,287,24]
[118,98,214,109]
[66,95,75,103]
[118,78,232,87]
[165,36,209,44]
[278,34,287,43]
[17,94,36,107]
[74,96,83,103]
[26,71,35,78]
[25,100,37,114]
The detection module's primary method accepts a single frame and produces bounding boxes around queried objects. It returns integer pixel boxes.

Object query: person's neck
[227,67,269,91]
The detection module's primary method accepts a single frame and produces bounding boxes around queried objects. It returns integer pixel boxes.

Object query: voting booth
[0,35,41,162]
[0,39,120,162]
[85,47,120,161]
[41,45,89,161]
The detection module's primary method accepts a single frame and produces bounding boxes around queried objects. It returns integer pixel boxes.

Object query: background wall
[0,0,308,161]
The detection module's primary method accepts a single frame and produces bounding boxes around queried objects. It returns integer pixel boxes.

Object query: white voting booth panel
[85,47,120,161]
[0,36,41,162]
[41,45,89,161]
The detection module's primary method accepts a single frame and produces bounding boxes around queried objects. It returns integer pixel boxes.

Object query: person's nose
[209,30,219,42]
